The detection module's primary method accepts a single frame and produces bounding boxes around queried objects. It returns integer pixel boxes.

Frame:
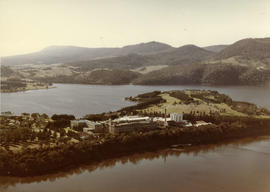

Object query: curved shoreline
[1,116,270,177]
[1,135,270,186]
[1,89,270,177]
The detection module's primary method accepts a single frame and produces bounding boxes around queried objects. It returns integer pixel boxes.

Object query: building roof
[114,116,150,122]
[71,119,101,125]
[196,121,207,124]
[153,117,171,122]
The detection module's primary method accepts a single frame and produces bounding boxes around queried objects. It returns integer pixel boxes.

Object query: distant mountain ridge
[2,37,270,86]
[2,42,174,66]
[3,38,270,68]
[66,44,214,70]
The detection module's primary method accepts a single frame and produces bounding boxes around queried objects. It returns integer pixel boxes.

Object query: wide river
[1,84,270,192]
[1,83,270,117]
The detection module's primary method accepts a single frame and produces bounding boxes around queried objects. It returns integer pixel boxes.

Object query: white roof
[71,120,101,125]
[114,116,150,122]
[153,117,171,122]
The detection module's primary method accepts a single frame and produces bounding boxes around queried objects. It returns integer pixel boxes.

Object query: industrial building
[113,116,151,123]
[71,120,104,133]
[109,122,157,134]
[170,113,183,122]
[109,116,157,134]
[70,113,196,135]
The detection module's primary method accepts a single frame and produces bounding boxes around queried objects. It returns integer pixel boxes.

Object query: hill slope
[2,42,173,66]
[67,44,214,70]
[203,45,229,53]
[215,38,270,65]
[148,44,214,66]
[133,63,270,86]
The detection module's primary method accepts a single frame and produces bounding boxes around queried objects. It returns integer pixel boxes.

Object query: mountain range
[2,41,174,66]
[2,38,270,86]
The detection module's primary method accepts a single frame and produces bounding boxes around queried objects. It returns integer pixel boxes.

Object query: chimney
[164,108,168,127]
[109,118,112,133]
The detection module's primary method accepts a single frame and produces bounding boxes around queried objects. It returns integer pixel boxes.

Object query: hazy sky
[1,0,269,56]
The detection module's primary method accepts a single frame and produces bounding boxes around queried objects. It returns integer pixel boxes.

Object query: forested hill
[132,63,270,86]
[2,38,270,86]
[65,44,214,70]
[216,38,270,61]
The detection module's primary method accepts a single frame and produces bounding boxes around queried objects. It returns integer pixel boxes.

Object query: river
[1,136,270,192]
[1,84,270,117]
[1,84,270,192]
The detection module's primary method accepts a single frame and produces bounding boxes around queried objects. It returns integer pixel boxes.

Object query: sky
[0,0,270,56]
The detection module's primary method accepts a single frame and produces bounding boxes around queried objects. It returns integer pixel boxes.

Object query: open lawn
[139,91,270,118]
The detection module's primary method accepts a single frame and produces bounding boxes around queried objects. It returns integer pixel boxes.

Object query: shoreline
[0,85,55,93]
[1,116,270,177]
[1,134,270,183]
[1,89,270,177]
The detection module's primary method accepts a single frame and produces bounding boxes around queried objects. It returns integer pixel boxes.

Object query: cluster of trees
[169,90,233,105]
[84,112,119,121]
[0,128,34,143]
[46,114,75,131]
[0,114,77,145]
[190,91,232,105]
[231,101,270,116]
[1,78,27,91]
[120,91,166,113]
[136,91,161,99]
[1,114,270,177]
[0,127,54,144]
[36,69,141,85]
[169,91,194,104]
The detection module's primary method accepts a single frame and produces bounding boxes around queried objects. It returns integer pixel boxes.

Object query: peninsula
[0,66,53,93]
[1,90,270,177]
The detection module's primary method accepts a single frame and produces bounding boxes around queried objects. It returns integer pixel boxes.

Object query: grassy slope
[135,90,270,118]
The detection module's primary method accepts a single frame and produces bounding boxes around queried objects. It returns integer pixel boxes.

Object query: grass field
[138,91,269,118]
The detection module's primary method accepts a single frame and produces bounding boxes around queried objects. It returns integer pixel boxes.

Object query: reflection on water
[1,136,270,192]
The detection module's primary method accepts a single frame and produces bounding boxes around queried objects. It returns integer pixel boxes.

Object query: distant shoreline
[0,85,55,93]
[1,82,270,94]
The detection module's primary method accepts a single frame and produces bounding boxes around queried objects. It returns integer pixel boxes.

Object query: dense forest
[133,63,270,86]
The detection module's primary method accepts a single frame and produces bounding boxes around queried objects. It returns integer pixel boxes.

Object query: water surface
[1,84,270,117]
[1,84,270,191]
[1,136,270,192]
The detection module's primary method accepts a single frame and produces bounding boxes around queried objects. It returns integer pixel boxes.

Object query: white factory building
[170,113,183,122]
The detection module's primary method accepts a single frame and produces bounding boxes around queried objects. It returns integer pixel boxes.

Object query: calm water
[1,136,270,192]
[1,84,270,192]
[1,84,270,117]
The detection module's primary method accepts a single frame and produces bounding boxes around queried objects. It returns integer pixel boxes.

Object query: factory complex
[70,111,211,138]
